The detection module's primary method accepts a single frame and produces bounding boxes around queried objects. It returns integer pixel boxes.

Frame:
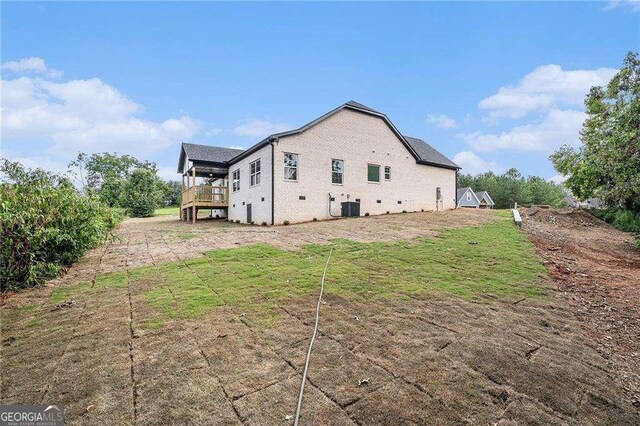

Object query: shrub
[386,211,390,214]
[235,220,240,224]
[313,218,318,222]
[402,210,407,214]
[1,160,121,290]
[120,168,160,217]
[261,222,267,226]
[364,212,370,216]
[283,220,290,225]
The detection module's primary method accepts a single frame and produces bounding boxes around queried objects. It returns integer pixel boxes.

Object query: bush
[120,168,160,217]
[1,160,121,290]
[364,212,370,216]
[261,222,267,226]
[313,218,317,222]
[592,208,640,249]
[283,220,290,225]
[402,210,407,214]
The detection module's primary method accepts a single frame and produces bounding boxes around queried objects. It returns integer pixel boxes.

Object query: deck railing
[181,185,228,206]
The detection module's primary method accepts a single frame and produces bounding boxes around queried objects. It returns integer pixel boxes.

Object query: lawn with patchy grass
[123,213,547,328]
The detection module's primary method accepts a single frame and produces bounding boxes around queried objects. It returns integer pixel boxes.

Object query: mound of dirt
[523,207,605,229]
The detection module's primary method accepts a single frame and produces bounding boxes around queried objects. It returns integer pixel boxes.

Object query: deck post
[192,206,196,224]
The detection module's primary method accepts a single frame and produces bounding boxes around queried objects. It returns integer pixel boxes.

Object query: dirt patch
[522,207,640,409]
[1,209,639,424]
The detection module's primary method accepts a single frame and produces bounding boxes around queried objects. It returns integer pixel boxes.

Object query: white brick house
[177,101,460,225]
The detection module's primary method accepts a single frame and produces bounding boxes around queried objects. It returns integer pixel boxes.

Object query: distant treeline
[458,168,566,209]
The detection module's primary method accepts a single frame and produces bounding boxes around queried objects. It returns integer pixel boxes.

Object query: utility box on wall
[341,201,360,217]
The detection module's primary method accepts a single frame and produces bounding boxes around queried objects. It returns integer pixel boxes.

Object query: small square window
[299,195,306,200]
[384,166,391,181]
[368,164,380,182]
[377,200,381,203]
[398,201,402,204]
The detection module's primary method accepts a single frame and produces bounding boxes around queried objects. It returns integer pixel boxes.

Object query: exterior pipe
[270,138,277,225]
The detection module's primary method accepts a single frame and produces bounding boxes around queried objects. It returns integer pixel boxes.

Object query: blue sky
[1,1,638,181]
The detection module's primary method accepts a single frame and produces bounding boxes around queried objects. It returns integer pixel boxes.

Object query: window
[250,159,261,186]
[466,192,471,201]
[436,187,442,200]
[368,164,380,182]
[232,169,240,192]
[384,166,391,181]
[332,159,344,184]
[284,153,298,181]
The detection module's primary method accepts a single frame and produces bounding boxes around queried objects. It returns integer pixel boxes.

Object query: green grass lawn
[51,213,548,329]
[154,206,180,216]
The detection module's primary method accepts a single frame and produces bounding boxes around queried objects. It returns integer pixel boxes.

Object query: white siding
[227,145,272,224]
[271,108,457,225]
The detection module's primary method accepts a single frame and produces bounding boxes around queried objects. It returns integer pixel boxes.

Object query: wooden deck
[181,185,228,222]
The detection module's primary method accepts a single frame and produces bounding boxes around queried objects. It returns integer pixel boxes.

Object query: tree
[69,152,157,206]
[160,180,182,206]
[120,168,161,217]
[457,169,565,209]
[550,51,640,211]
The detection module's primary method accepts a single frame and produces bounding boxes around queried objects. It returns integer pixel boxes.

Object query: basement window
[368,164,380,183]
[250,159,261,186]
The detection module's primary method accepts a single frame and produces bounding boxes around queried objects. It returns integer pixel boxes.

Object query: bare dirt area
[521,207,640,411]
[2,209,639,425]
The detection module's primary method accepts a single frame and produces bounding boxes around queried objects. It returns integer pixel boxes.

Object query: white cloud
[227,145,244,150]
[459,109,585,153]
[426,114,457,129]
[479,64,616,120]
[233,118,290,138]
[206,127,223,137]
[604,0,640,12]
[452,151,503,175]
[1,61,201,158]
[2,57,62,78]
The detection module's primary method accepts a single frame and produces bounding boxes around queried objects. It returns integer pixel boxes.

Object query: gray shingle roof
[177,143,245,173]
[476,191,495,205]
[183,143,244,163]
[457,187,471,200]
[344,100,382,114]
[404,136,460,170]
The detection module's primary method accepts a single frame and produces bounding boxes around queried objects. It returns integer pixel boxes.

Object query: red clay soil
[521,207,640,409]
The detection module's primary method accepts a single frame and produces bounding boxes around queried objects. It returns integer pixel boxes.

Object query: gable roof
[227,101,460,170]
[475,191,495,205]
[457,187,480,203]
[403,136,460,170]
[177,143,245,173]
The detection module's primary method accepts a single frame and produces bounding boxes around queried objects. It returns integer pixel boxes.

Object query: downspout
[270,137,277,225]
[455,169,458,209]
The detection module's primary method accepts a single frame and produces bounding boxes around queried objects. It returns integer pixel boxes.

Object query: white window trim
[332,158,344,185]
[367,163,381,184]
[284,152,299,182]
[384,166,391,181]
[250,158,261,187]
[232,169,240,193]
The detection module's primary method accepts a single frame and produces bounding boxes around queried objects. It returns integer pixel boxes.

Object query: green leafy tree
[69,152,157,207]
[120,168,161,217]
[550,51,640,211]
[160,180,182,206]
